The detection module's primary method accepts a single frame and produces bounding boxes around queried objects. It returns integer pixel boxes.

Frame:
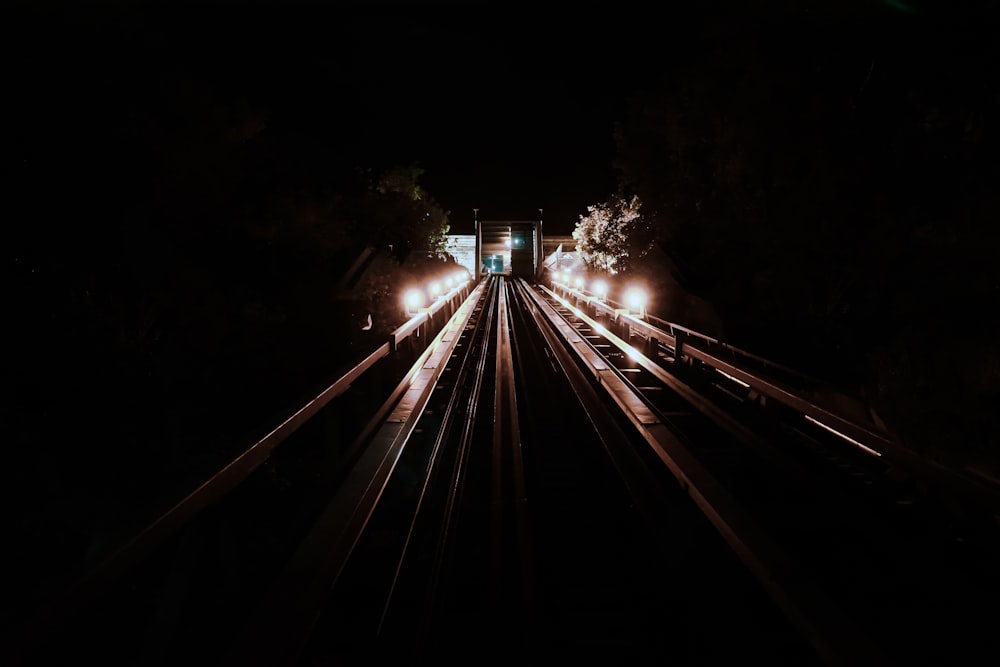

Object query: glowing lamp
[624,287,647,318]
[404,289,424,314]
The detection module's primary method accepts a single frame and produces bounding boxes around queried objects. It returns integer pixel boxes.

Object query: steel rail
[3,280,471,664]
[495,278,534,610]
[523,280,886,667]
[416,278,498,651]
[221,280,486,667]
[554,282,820,384]
[378,282,498,637]
[551,283,1000,514]
[542,286,822,479]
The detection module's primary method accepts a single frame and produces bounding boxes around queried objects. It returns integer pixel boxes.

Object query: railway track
[534,280,1000,666]
[8,275,1000,666]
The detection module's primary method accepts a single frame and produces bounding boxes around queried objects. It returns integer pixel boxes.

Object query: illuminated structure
[445,214,578,282]
[540,234,584,275]
[472,213,545,280]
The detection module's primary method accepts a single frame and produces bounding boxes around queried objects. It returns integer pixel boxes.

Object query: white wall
[445,235,478,276]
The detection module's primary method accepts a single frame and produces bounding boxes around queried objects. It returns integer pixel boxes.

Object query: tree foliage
[365,164,452,259]
[572,194,645,275]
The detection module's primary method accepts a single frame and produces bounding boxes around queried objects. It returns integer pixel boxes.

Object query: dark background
[5,0,1000,630]
[17,1,989,231]
[8,0,727,234]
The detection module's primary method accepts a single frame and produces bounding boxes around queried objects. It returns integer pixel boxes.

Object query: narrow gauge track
[11,275,998,667]
[535,283,1000,666]
[238,275,824,666]
[6,283,476,667]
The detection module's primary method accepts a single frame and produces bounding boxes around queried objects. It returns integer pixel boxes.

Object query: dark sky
[206,1,667,235]
[9,1,726,236]
[11,1,956,236]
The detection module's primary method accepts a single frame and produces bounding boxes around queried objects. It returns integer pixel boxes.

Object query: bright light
[574,276,584,289]
[716,368,750,388]
[404,289,424,312]
[624,287,647,316]
[625,288,645,309]
[804,415,882,457]
[445,276,454,289]
[594,322,607,336]
[625,344,642,361]
[592,280,608,299]
[429,281,442,298]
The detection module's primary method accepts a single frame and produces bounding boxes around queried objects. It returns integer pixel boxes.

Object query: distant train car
[508,222,538,279]
[476,219,543,280]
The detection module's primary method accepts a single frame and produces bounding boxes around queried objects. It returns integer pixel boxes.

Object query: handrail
[550,281,1000,514]
[5,277,476,661]
[222,278,487,666]
[559,282,824,388]
[552,282,871,424]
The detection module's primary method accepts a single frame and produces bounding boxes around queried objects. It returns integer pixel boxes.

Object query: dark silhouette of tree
[611,4,1000,467]
[7,1,464,597]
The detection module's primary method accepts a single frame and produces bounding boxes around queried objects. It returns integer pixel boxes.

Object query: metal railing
[549,280,1000,514]
[7,276,478,661]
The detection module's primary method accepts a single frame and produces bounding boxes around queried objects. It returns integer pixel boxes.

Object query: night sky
[14,1,977,234]
[9,1,713,235]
